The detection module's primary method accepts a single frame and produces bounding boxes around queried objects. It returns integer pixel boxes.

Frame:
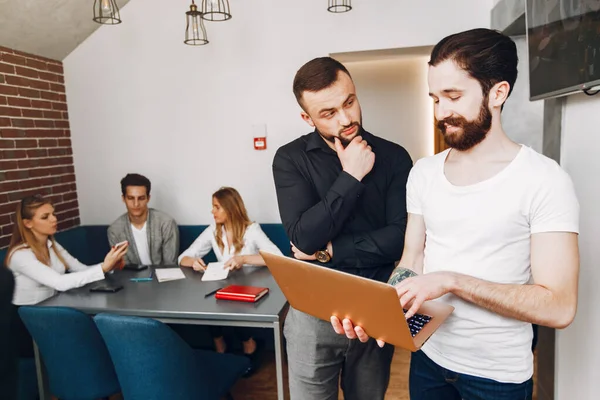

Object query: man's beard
[318,121,362,148]
[437,98,492,151]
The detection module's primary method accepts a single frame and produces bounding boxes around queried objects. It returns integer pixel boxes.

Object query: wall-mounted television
[526,0,600,100]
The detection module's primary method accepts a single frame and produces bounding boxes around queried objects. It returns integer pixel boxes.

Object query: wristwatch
[315,249,331,263]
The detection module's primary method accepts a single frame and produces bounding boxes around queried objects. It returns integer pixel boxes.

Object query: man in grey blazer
[108,173,179,266]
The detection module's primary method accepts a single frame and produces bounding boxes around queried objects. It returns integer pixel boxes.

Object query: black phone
[123,264,149,271]
[89,283,124,293]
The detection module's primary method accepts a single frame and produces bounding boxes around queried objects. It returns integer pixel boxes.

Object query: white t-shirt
[407,145,579,383]
[131,223,152,266]
[178,222,283,264]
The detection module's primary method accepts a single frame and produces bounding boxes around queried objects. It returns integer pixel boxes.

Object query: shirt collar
[305,130,331,152]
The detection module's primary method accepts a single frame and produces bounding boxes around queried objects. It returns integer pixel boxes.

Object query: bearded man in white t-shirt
[331,28,580,400]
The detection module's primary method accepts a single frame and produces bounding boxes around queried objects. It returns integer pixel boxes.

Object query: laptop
[260,251,454,352]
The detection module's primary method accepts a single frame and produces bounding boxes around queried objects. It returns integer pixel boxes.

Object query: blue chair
[17,358,38,400]
[17,306,120,400]
[94,313,251,400]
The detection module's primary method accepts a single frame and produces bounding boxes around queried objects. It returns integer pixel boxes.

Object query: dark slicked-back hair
[429,28,518,100]
[120,173,151,197]
[293,57,351,109]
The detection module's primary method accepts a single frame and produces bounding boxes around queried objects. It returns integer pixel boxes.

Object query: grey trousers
[284,307,395,400]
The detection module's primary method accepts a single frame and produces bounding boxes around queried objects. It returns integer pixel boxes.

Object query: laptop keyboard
[404,309,432,337]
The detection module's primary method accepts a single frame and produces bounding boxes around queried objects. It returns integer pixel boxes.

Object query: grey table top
[37,265,288,323]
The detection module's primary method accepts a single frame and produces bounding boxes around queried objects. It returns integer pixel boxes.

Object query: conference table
[34,265,289,400]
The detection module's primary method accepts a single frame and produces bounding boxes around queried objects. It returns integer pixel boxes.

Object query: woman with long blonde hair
[179,187,281,271]
[6,195,129,305]
[178,187,282,376]
[5,195,129,359]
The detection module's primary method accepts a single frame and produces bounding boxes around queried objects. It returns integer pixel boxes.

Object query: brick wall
[0,46,80,248]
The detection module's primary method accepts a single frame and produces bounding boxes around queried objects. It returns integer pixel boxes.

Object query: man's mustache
[339,122,359,135]
[436,118,465,132]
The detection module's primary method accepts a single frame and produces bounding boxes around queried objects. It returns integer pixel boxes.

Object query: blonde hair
[212,187,251,255]
[4,195,68,269]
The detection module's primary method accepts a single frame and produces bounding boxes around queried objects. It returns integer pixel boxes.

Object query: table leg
[33,341,50,400]
[273,320,285,400]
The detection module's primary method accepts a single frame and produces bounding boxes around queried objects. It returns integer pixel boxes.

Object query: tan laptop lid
[261,251,454,352]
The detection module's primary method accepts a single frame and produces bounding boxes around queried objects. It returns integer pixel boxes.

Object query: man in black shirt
[272,57,412,400]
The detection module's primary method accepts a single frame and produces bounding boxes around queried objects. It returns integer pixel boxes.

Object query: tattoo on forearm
[387,266,418,286]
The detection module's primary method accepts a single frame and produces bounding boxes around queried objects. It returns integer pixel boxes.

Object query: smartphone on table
[89,282,123,293]
[123,264,149,271]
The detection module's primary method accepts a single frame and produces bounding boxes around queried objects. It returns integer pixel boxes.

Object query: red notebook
[215,285,269,303]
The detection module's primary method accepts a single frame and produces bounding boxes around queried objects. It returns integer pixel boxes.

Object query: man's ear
[122,195,126,204]
[147,194,151,203]
[301,112,315,127]
[488,81,510,109]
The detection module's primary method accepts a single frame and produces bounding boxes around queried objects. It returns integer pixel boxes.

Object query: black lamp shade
[185,2,209,46]
[327,0,352,13]
[200,0,232,22]
[93,0,122,25]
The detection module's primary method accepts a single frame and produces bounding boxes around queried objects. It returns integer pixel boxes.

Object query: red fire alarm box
[254,136,267,150]
[252,124,267,150]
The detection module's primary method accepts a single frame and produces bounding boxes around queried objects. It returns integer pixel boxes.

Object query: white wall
[501,36,544,152]
[557,93,600,400]
[493,0,600,393]
[64,0,491,225]
[346,57,433,162]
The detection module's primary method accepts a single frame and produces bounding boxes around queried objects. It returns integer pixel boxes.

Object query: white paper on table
[201,262,230,282]
[154,268,186,283]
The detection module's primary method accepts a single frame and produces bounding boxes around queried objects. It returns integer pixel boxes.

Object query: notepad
[215,285,269,302]
[154,268,186,283]
[201,262,230,282]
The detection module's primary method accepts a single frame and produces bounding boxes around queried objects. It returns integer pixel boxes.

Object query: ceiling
[332,46,433,64]
[0,0,131,61]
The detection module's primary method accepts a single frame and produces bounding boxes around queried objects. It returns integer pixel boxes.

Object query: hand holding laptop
[331,316,386,348]
[331,269,453,347]
[261,251,454,351]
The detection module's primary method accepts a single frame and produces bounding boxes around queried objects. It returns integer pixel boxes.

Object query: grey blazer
[107,208,179,266]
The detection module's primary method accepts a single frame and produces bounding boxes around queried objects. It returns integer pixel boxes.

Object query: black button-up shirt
[272,129,413,283]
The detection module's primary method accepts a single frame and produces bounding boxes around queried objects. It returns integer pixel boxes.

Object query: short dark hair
[120,173,151,197]
[293,57,351,108]
[429,28,518,99]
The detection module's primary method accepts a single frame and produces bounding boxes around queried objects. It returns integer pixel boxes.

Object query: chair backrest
[0,247,7,266]
[17,306,120,400]
[260,223,291,256]
[94,313,211,400]
[42,223,292,265]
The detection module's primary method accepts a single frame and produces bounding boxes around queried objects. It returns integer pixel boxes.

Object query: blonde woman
[179,187,282,272]
[5,195,128,358]
[178,187,282,375]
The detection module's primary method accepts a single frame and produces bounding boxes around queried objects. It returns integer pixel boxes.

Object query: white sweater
[8,241,105,305]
